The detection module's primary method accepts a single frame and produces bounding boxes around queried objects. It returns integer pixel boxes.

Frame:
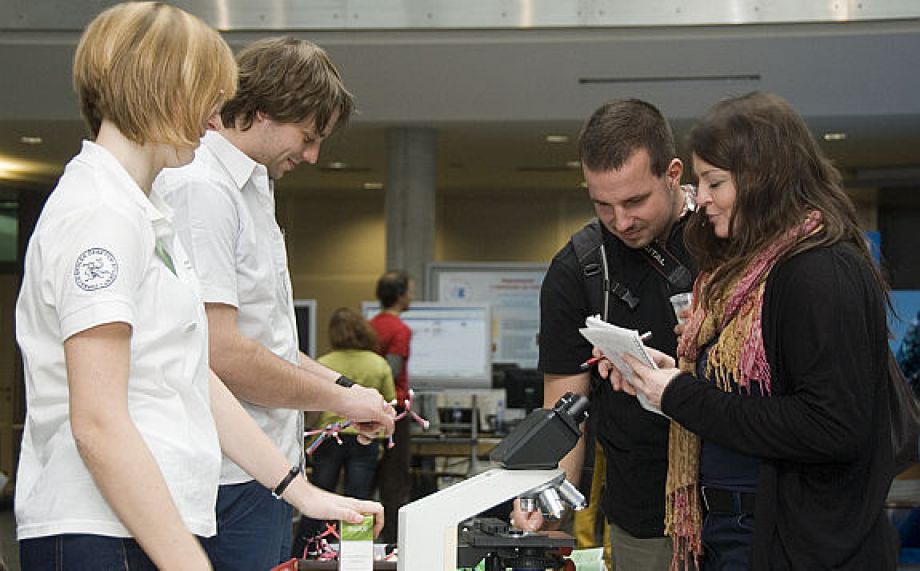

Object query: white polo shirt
[157,131,302,484]
[15,141,220,539]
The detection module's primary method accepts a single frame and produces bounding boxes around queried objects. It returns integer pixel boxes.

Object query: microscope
[397,392,590,571]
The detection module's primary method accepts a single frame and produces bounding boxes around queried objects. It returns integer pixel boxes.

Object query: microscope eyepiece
[490,391,590,470]
[553,392,589,426]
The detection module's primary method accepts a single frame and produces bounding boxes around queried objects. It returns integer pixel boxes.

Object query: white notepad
[579,315,665,417]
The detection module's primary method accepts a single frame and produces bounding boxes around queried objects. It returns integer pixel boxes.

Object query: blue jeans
[310,433,380,499]
[200,480,293,571]
[700,511,755,571]
[20,534,158,570]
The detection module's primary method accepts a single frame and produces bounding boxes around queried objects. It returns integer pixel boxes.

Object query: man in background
[369,271,414,545]
[513,99,696,570]
[157,37,395,570]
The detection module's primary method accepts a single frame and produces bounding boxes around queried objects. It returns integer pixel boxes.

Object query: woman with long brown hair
[607,92,898,570]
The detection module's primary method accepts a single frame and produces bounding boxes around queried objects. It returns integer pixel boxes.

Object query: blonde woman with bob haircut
[15,3,382,570]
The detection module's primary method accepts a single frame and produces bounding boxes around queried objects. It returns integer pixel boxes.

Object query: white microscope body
[397,467,564,570]
[396,393,589,571]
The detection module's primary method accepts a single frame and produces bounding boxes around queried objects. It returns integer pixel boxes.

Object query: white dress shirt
[157,131,302,484]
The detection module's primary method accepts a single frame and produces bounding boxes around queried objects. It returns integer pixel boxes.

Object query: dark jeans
[20,534,158,570]
[701,511,755,571]
[200,480,293,571]
[293,434,379,557]
[376,415,412,545]
[311,433,380,499]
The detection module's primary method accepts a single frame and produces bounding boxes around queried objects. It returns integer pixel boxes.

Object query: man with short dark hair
[369,271,414,544]
[157,37,395,570]
[514,99,696,570]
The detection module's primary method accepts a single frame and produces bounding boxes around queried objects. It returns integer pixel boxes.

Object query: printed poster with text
[438,269,545,368]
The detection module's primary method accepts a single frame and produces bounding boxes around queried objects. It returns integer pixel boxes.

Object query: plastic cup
[669,292,693,324]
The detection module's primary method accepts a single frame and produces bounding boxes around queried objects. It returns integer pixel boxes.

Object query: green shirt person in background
[293,308,396,557]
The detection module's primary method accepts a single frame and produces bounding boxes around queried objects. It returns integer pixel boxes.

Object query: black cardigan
[662,242,899,570]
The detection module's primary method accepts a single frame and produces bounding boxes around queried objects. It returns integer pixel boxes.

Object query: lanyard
[154,240,177,276]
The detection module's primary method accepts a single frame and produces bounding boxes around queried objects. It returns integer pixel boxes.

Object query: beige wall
[437,188,594,262]
[279,186,877,356]
[278,186,594,356]
[278,189,388,357]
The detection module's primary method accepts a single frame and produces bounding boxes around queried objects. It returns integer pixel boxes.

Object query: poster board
[427,262,547,368]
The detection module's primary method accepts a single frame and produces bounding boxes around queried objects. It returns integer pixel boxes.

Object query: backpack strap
[570,218,640,318]
[570,219,640,499]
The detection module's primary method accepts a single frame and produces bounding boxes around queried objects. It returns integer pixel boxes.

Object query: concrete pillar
[385,127,436,296]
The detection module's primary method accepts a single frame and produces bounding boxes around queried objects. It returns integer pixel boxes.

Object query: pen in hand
[579,331,653,370]
[579,356,604,371]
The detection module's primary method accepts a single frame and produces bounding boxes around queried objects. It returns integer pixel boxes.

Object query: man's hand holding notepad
[579,315,667,417]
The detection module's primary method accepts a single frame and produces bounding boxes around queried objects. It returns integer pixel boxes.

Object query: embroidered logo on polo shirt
[74,248,119,291]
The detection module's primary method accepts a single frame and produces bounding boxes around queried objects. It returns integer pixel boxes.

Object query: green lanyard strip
[154,240,177,276]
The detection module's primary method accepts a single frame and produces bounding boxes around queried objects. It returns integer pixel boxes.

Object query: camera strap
[641,241,693,292]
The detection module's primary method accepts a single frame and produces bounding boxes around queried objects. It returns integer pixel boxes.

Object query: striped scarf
[665,213,822,570]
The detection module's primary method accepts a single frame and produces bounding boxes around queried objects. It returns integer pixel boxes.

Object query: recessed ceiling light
[363,182,384,190]
[565,160,581,169]
[326,161,348,169]
[545,135,569,144]
[823,132,847,141]
[19,136,43,145]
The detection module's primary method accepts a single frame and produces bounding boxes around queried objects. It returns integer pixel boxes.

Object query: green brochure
[339,515,374,570]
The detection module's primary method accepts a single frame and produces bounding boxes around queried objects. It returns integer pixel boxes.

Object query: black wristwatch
[335,375,355,388]
[271,466,301,499]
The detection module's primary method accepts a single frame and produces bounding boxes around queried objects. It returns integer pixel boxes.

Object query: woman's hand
[597,346,675,396]
[209,372,385,538]
[643,346,676,369]
[291,483,386,537]
[673,309,690,338]
[620,353,680,411]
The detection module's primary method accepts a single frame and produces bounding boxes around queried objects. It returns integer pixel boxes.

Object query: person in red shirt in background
[369,271,414,545]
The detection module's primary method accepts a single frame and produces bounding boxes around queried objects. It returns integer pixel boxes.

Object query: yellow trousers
[572,445,611,567]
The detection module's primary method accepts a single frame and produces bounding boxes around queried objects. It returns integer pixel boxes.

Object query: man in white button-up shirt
[157,37,395,570]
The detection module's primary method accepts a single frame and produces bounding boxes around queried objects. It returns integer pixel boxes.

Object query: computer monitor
[293,299,317,358]
[362,301,492,390]
[503,368,544,413]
